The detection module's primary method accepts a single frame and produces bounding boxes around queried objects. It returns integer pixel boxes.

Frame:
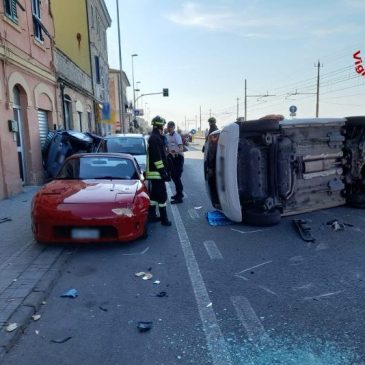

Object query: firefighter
[146,116,172,226]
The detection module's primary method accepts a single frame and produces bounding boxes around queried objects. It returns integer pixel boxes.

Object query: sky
[104,0,365,130]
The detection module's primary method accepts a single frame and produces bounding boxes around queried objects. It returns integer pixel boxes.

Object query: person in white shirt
[166,121,184,204]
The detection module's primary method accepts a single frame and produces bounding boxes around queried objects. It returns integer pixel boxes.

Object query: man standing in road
[202,117,219,153]
[146,116,172,226]
[166,121,184,204]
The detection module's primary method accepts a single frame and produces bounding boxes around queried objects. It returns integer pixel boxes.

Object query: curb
[0,248,74,361]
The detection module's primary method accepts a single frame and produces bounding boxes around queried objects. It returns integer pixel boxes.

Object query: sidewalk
[0,187,72,358]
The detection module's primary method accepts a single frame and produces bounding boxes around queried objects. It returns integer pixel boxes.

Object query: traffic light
[163,88,169,97]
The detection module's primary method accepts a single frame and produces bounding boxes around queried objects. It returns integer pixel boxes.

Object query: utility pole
[315,60,322,118]
[116,0,125,132]
[244,78,247,121]
[236,97,239,119]
[244,78,276,121]
[209,109,212,118]
[184,116,187,131]
[199,106,202,131]
[195,115,197,130]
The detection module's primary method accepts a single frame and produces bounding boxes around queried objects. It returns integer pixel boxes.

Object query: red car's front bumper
[32,202,148,243]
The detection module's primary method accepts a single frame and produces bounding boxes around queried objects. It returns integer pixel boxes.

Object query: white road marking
[235,260,273,281]
[168,186,232,365]
[257,285,278,296]
[303,290,344,301]
[121,246,150,256]
[231,228,263,234]
[231,296,267,342]
[203,240,223,260]
[292,283,315,291]
[188,208,199,220]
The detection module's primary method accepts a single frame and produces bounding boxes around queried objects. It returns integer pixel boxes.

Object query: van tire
[243,208,281,226]
[239,119,280,132]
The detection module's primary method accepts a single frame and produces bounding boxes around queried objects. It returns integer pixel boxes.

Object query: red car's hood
[39,179,140,204]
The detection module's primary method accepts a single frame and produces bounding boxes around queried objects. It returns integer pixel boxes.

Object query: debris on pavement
[153,280,161,285]
[155,291,168,298]
[0,217,12,224]
[206,211,234,226]
[137,321,153,333]
[32,314,41,321]
[35,330,39,335]
[99,306,108,312]
[41,301,47,305]
[293,219,316,242]
[50,336,72,344]
[135,272,153,280]
[206,302,212,308]
[6,323,18,332]
[326,219,353,231]
[194,206,203,210]
[61,288,78,298]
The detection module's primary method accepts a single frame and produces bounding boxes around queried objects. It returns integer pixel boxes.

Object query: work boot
[171,198,183,204]
[159,206,172,226]
[148,205,160,223]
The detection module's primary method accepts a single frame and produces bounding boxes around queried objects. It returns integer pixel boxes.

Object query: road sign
[190,129,197,135]
[134,109,144,116]
[289,105,297,113]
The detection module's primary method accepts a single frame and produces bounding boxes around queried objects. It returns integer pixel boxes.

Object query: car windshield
[56,156,139,180]
[105,137,146,155]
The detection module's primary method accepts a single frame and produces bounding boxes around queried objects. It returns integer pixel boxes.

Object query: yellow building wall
[51,0,91,75]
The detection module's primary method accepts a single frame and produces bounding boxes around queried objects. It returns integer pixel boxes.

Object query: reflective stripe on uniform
[154,160,164,169]
[150,200,158,206]
[158,203,167,207]
[146,171,161,179]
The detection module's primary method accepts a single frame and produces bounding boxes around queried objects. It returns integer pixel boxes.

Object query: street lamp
[131,54,138,116]
[136,81,141,108]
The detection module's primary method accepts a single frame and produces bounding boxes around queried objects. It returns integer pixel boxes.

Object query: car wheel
[242,208,281,227]
[140,223,148,240]
[239,119,280,132]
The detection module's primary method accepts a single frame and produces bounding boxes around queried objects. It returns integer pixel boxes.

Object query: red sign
[353,50,365,76]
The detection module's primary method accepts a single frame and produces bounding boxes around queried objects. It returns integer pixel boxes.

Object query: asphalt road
[2,143,365,365]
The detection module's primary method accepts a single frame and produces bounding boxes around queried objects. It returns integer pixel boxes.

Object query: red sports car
[31,153,150,243]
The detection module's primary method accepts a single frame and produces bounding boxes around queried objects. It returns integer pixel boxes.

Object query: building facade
[0,0,57,199]
[51,0,95,134]
[86,0,111,135]
[109,69,130,133]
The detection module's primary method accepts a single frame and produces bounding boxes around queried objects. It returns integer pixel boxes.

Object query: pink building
[0,0,57,199]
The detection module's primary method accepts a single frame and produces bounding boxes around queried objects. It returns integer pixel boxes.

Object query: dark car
[42,130,103,179]
[204,116,365,226]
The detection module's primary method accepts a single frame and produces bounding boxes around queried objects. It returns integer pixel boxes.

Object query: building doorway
[13,85,27,183]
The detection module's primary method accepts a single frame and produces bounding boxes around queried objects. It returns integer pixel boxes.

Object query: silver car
[205,116,365,226]
[103,134,147,172]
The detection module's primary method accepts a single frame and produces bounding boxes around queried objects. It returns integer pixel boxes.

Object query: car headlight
[111,208,134,217]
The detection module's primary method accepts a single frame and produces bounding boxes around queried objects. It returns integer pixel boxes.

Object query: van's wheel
[345,116,365,127]
[242,208,281,226]
[239,119,280,132]
[347,194,365,208]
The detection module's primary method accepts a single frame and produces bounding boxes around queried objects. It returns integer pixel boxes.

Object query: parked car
[42,130,103,179]
[32,153,150,243]
[204,116,365,226]
[102,134,147,172]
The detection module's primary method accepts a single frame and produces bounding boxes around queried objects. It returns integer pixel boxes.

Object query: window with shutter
[95,56,101,84]
[4,0,18,23]
[32,0,43,41]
